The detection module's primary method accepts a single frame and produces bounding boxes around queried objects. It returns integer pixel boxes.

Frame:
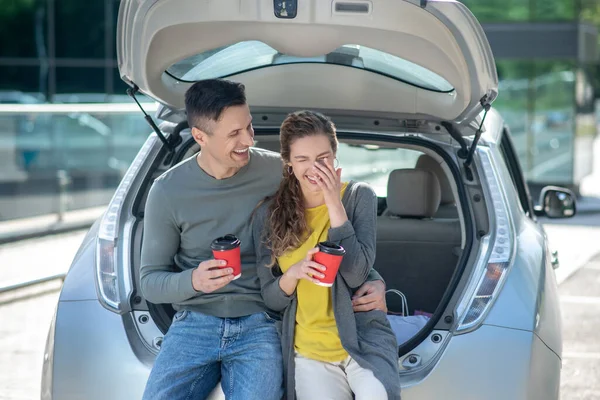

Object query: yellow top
[277,183,349,363]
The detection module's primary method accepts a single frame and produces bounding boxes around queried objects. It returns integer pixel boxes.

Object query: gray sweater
[253,181,401,400]
[140,147,283,318]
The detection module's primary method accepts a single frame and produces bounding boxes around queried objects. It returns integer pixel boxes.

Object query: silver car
[41,0,575,399]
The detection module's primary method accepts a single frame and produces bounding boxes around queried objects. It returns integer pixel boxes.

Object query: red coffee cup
[312,241,346,287]
[210,234,242,280]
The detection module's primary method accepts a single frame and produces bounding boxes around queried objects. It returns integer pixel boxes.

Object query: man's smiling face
[193,103,255,176]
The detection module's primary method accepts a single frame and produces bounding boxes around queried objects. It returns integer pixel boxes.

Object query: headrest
[415,154,454,205]
[386,169,441,218]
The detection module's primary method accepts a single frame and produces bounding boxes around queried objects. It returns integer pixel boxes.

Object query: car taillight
[96,134,158,312]
[455,146,514,332]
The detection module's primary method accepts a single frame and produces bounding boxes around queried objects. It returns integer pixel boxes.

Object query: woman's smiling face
[288,133,335,196]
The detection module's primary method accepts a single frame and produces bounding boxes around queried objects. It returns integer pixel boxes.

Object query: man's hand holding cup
[192,234,242,293]
[192,259,235,293]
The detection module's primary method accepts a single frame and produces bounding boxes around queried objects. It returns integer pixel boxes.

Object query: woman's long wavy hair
[266,110,338,266]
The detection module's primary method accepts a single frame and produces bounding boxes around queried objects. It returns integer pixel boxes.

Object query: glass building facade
[464,0,598,194]
[0,0,126,99]
[0,0,151,221]
[0,0,598,222]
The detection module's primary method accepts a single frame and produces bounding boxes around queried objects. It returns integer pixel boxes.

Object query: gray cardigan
[253,181,401,400]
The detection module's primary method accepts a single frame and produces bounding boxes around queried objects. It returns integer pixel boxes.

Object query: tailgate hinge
[464,95,492,168]
[126,84,176,152]
[441,95,492,181]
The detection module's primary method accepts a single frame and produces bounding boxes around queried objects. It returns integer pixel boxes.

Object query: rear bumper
[42,304,560,400]
[42,299,150,400]
[403,324,560,400]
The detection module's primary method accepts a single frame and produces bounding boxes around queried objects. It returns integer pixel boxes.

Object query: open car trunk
[131,125,473,357]
[118,0,498,131]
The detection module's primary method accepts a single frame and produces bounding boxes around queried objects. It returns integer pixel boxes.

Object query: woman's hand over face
[312,158,348,228]
[312,158,342,208]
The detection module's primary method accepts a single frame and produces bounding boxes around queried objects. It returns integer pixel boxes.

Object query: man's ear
[191,126,209,146]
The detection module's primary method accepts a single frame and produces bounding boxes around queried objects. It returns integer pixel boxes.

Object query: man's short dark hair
[184,79,247,134]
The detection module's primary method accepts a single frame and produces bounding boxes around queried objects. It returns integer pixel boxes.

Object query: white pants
[294,353,388,400]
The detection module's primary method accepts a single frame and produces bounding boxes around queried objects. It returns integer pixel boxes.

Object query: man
[140,79,387,399]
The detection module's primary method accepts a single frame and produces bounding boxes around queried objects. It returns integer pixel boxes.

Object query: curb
[0,273,66,294]
[0,219,96,245]
[0,207,104,245]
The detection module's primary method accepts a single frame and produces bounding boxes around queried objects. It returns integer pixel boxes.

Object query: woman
[253,110,400,400]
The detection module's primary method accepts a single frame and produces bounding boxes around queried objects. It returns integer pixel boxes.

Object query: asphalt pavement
[559,252,600,400]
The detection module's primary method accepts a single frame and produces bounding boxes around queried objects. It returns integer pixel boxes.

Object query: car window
[167,41,454,93]
[255,140,423,197]
[336,143,423,196]
[499,127,535,218]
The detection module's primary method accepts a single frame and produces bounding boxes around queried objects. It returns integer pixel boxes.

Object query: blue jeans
[142,310,283,400]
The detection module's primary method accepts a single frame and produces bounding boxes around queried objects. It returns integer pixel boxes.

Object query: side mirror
[534,186,576,218]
